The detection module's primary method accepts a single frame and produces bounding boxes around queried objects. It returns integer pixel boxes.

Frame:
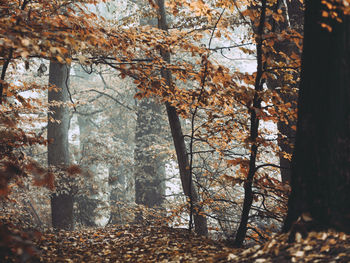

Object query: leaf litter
[3,220,350,262]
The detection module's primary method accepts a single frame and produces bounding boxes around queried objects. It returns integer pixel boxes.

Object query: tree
[134,0,166,211]
[48,61,73,230]
[5,0,340,249]
[75,112,99,227]
[157,0,208,236]
[134,99,166,208]
[230,0,267,247]
[283,0,350,234]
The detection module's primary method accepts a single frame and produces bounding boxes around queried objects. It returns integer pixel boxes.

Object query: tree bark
[75,114,98,227]
[157,0,208,236]
[283,0,350,234]
[231,0,267,247]
[133,0,166,210]
[134,98,165,208]
[48,61,73,230]
[108,166,126,224]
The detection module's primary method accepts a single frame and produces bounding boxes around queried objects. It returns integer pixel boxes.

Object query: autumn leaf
[66,165,81,176]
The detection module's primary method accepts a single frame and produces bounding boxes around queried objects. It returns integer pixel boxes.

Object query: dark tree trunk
[0,50,13,104]
[134,99,165,208]
[231,0,267,248]
[134,0,165,210]
[157,0,208,236]
[48,61,73,230]
[283,0,350,234]
[165,103,208,236]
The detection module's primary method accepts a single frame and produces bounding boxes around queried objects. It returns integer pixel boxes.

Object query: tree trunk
[157,0,208,236]
[283,0,350,234]
[108,166,126,224]
[133,0,166,210]
[134,102,166,223]
[75,114,98,227]
[165,104,208,236]
[107,103,133,224]
[48,61,73,230]
[134,98,165,208]
[230,0,267,247]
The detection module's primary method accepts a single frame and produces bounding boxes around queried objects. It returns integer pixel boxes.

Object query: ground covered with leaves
[3,221,350,262]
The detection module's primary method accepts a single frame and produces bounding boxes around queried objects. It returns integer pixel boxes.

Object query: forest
[0,0,349,262]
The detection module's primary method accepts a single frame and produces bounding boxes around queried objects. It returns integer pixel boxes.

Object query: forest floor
[2,220,350,262]
[14,224,350,262]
